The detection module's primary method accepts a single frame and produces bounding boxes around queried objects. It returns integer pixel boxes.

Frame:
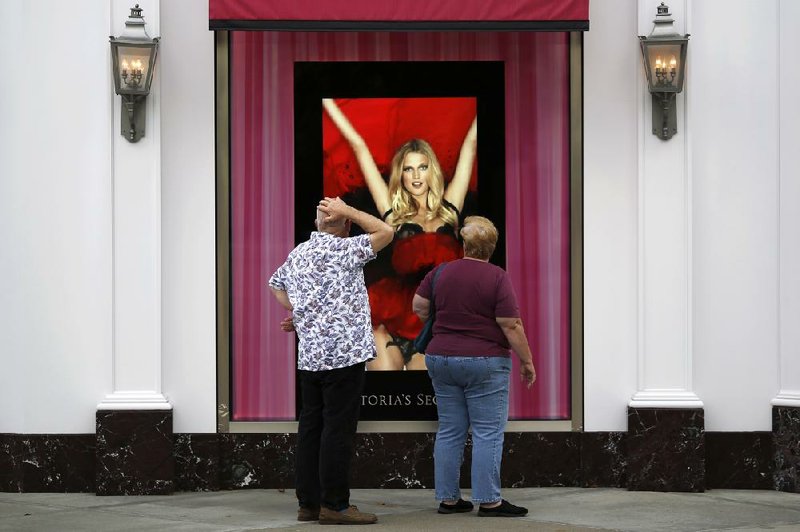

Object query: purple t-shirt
[416,258,520,357]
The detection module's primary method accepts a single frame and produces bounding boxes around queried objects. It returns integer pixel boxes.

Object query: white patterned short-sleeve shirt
[268,231,377,371]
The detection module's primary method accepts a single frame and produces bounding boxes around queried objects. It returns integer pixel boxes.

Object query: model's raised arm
[443,116,477,213]
[323,99,391,216]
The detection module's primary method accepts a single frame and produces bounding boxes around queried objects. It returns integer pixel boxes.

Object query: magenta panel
[212,0,589,23]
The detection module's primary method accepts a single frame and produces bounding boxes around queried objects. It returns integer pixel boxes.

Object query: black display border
[294,61,505,420]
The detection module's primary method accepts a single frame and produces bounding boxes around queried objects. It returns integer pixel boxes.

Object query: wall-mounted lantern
[639,3,689,140]
[109,4,159,143]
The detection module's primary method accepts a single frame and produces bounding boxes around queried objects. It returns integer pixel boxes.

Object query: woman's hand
[519,360,536,389]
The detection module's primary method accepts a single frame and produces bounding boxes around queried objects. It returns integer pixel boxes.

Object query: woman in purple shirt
[413,216,536,518]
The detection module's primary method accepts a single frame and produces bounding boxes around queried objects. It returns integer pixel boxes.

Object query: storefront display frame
[214,30,584,434]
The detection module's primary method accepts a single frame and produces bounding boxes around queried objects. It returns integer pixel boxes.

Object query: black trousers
[296,361,365,511]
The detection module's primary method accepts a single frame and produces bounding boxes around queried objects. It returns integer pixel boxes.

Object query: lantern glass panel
[115,45,154,94]
[642,42,685,92]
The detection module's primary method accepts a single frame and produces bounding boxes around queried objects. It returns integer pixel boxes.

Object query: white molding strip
[629,390,703,409]
[98,391,172,410]
[771,391,800,408]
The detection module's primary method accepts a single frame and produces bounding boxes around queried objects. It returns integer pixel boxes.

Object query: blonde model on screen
[323,98,477,371]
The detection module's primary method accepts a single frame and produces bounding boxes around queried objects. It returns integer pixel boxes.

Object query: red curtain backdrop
[211,0,589,23]
[323,98,478,198]
[230,31,571,421]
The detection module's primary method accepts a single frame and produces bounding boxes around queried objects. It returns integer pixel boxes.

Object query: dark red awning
[209,0,589,31]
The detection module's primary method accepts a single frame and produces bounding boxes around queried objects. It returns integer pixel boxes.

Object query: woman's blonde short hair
[460,216,498,260]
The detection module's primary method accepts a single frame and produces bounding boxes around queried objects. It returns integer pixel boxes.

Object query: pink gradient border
[230,31,571,421]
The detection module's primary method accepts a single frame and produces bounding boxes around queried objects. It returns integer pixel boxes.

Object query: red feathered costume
[322,98,476,353]
[369,230,463,340]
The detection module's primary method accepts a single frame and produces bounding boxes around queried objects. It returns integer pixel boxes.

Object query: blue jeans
[426,354,512,504]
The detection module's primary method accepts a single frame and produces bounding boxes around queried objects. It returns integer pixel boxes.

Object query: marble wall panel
[95,410,174,496]
[773,406,800,493]
[627,408,705,492]
[706,432,772,490]
[174,434,221,491]
[581,432,627,488]
[218,433,295,490]
[0,435,23,492]
[0,434,94,492]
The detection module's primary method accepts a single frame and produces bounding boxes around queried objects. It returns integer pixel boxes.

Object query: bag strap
[429,262,447,319]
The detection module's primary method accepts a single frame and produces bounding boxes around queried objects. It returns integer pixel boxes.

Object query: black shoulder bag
[413,263,447,354]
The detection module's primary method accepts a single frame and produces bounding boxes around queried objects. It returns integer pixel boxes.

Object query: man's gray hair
[316,208,346,233]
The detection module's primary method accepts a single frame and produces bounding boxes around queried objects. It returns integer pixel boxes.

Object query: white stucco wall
[777,0,800,412]
[0,0,113,433]
[1,0,796,434]
[583,0,796,431]
[0,0,218,434]
[160,0,217,433]
[583,0,640,431]
[690,0,780,431]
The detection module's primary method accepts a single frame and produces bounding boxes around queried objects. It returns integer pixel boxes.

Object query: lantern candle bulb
[655,56,666,84]
[121,59,143,88]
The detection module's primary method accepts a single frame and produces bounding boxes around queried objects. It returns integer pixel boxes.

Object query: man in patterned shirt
[269,196,392,525]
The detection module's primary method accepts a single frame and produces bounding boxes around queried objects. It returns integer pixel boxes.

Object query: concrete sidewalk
[1,487,799,531]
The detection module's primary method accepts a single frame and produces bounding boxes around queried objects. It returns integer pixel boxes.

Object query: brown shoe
[297,506,320,521]
[319,505,377,525]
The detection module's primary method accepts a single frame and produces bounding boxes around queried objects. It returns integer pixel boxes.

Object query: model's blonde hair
[387,139,457,228]
[460,216,498,260]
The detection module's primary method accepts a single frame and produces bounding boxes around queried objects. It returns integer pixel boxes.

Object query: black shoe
[477,499,528,517]
[438,498,474,514]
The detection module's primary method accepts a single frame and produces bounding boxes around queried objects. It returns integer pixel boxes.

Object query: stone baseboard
[626,407,705,492]
[0,411,788,494]
[773,405,800,492]
[95,410,174,495]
